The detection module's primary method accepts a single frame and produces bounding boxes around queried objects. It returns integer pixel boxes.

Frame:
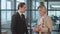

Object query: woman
[33,5,52,34]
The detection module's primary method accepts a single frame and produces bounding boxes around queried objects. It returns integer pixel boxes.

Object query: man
[33,5,52,34]
[11,2,28,34]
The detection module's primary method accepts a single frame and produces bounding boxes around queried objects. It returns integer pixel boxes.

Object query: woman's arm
[40,17,52,32]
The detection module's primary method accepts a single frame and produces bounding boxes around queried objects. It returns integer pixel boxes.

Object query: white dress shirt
[17,10,23,16]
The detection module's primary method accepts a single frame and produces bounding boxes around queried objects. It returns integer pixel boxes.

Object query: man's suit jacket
[11,12,28,34]
[37,15,52,34]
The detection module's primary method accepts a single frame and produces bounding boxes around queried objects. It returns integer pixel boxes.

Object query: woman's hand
[38,25,41,31]
[33,27,39,32]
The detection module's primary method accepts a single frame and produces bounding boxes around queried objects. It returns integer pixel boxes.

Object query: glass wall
[48,1,60,34]
[1,0,12,34]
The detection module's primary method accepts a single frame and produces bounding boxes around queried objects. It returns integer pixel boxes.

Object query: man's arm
[24,20,29,34]
[11,15,17,34]
[24,24,29,34]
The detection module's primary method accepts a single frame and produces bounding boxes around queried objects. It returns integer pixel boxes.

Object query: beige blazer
[37,15,52,34]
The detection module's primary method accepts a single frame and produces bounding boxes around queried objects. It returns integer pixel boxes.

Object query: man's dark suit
[11,12,28,34]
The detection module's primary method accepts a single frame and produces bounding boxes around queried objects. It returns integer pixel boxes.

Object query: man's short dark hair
[18,2,25,10]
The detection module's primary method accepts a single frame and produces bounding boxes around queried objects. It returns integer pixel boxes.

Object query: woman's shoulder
[46,16,52,21]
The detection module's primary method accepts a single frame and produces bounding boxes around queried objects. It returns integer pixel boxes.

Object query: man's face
[19,5,27,13]
[38,7,46,16]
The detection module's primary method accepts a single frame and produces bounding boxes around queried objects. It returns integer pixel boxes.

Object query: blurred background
[0,0,60,34]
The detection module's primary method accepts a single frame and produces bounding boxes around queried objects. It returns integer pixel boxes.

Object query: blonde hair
[37,5,47,14]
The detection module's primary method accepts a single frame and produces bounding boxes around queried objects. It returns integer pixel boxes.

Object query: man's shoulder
[12,12,18,17]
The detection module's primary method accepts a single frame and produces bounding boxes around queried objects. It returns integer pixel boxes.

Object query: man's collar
[18,10,23,16]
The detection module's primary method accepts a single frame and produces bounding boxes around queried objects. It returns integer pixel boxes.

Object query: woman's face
[38,7,46,16]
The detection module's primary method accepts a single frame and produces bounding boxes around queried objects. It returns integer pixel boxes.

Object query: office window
[16,0,26,2]
[1,0,6,9]
[1,0,11,9]
[32,0,40,30]
[48,11,56,16]
[36,2,40,9]
[7,1,11,9]
[32,0,39,9]
[1,11,7,25]
[32,11,36,20]
[7,11,11,22]
[48,2,60,10]
[56,11,60,17]
[1,0,14,34]
[36,11,40,19]
[32,11,39,28]
[32,1,36,9]
[32,11,39,21]
[48,2,60,33]
[16,2,19,9]
[48,11,60,24]
[1,11,13,28]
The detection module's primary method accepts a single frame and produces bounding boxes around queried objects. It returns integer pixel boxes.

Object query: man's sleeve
[24,20,29,34]
[11,15,17,34]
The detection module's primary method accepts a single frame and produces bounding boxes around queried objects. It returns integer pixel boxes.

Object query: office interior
[0,0,60,34]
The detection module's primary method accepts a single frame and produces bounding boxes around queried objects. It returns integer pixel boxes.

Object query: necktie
[21,14,25,20]
[21,14,24,18]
